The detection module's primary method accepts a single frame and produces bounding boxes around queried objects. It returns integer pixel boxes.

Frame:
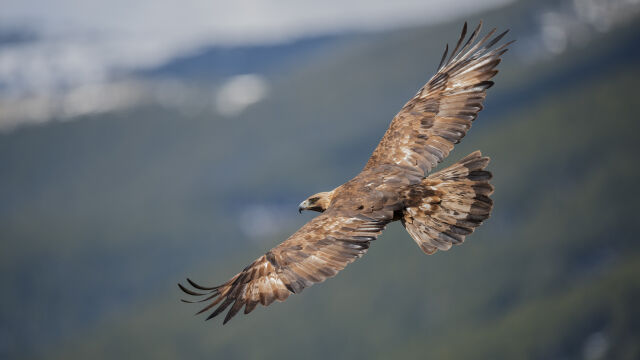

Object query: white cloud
[2,1,513,46]
[2,0,638,131]
[0,80,151,132]
[215,74,269,116]
[0,0,514,131]
[0,0,512,94]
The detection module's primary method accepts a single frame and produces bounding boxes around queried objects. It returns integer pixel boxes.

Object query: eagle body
[180,22,512,324]
[328,164,421,218]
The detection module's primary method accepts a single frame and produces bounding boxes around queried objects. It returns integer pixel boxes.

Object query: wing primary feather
[196,294,225,315]
[177,283,206,296]
[481,29,509,53]
[223,299,245,324]
[187,278,219,290]
[437,43,449,71]
[244,300,259,315]
[447,21,467,64]
[487,39,515,56]
[207,297,234,320]
[180,292,220,303]
[450,21,482,64]
[461,27,497,60]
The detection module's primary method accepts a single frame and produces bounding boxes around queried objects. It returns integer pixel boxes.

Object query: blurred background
[1,0,639,358]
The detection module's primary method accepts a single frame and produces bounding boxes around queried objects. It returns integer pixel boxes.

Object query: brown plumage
[179,21,512,324]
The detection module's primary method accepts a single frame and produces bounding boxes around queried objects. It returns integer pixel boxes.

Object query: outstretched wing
[364,22,513,175]
[179,212,387,324]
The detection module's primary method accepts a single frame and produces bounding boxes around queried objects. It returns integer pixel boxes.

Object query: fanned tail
[402,151,493,254]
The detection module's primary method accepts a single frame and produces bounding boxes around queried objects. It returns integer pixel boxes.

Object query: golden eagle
[179,22,512,324]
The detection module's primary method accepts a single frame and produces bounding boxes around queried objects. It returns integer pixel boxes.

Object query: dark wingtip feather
[447,21,468,63]
[223,300,244,324]
[478,80,494,90]
[181,292,220,304]
[495,39,516,53]
[187,278,218,290]
[448,21,483,65]
[198,307,212,316]
[483,29,509,51]
[207,298,234,321]
[178,282,206,296]
[438,43,449,70]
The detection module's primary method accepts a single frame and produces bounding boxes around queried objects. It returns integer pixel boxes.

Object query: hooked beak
[298,200,308,214]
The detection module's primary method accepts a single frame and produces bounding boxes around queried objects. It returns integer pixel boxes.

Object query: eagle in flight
[179,22,512,324]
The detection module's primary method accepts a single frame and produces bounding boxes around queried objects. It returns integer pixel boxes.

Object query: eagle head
[298,191,334,213]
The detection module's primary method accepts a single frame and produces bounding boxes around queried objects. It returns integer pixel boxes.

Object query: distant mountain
[140,34,349,80]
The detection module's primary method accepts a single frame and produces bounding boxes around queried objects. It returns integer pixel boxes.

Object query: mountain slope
[1,2,639,358]
[45,35,640,360]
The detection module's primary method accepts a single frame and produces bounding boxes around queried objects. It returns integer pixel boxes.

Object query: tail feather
[402,151,493,255]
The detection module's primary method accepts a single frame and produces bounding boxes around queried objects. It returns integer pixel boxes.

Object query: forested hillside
[1,1,639,359]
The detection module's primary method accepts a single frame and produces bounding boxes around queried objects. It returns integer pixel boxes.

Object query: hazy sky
[2,0,512,41]
[2,0,638,130]
[1,0,512,71]
[1,0,515,129]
